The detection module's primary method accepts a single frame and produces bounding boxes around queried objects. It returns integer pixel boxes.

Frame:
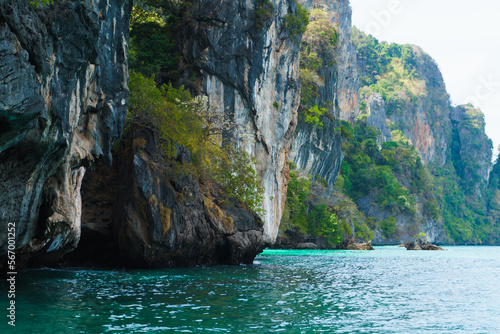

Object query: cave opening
[63,159,120,267]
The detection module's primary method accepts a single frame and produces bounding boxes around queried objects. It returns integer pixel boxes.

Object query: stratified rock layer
[0,0,131,267]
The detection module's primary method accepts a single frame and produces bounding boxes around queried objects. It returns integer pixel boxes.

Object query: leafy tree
[281,164,347,245]
[309,205,343,245]
[354,221,375,241]
[300,68,322,107]
[254,0,275,30]
[304,105,326,128]
[379,217,397,238]
[284,2,309,41]
[129,6,178,77]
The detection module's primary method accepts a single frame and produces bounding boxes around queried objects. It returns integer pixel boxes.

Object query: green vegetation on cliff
[29,0,52,8]
[253,0,275,30]
[353,26,449,127]
[487,151,500,225]
[335,117,440,241]
[128,72,265,214]
[126,3,265,214]
[350,28,499,244]
[280,163,372,246]
[339,118,438,220]
[285,2,309,41]
[299,8,336,128]
[129,6,178,77]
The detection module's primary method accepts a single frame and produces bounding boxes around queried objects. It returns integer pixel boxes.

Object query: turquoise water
[1,246,500,333]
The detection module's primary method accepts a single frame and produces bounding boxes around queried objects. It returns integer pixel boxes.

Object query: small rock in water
[346,241,374,250]
[404,240,443,250]
[297,243,319,249]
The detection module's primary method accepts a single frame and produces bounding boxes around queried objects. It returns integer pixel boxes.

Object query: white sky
[350,0,500,158]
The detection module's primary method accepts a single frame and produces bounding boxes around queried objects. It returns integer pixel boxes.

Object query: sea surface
[1,246,500,333]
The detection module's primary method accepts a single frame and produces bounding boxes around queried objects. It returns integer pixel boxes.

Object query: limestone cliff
[0,0,131,267]
[277,1,374,249]
[290,118,343,187]
[359,104,493,245]
[70,125,264,267]
[0,0,305,268]
[352,29,497,244]
[392,45,451,165]
[365,93,391,144]
[354,30,452,165]
[299,0,359,122]
[318,0,360,123]
[177,0,302,243]
[486,156,500,238]
[357,196,447,245]
[450,104,492,200]
[290,0,358,188]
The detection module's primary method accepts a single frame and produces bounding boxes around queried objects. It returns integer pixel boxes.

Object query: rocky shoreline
[270,230,374,250]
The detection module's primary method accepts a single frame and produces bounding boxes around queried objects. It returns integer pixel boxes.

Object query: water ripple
[3,246,500,333]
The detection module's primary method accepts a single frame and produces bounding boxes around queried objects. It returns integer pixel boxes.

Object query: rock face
[366,93,391,144]
[351,30,499,244]
[290,0,359,188]
[300,0,360,122]
[357,195,447,245]
[290,118,343,187]
[353,43,493,245]
[177,0,302,243]
[355,41,451,165]
[71,125,264,267]
[321,0,360,123]
[450,105,492,200]
[0,0,131,267]
[386,46,451,165]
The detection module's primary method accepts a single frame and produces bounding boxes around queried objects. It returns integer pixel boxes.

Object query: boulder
[346,240,374,250]
[405,240,443,250]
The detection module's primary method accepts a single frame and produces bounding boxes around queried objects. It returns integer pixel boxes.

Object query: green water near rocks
[1,246,499,333]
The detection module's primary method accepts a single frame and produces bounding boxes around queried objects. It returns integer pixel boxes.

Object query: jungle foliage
[29,0,52,8]
[281,163,356,246]
[336,118,439,241]
[253,0,275,30]
[129,5,179,78]
[285,2,310,41]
